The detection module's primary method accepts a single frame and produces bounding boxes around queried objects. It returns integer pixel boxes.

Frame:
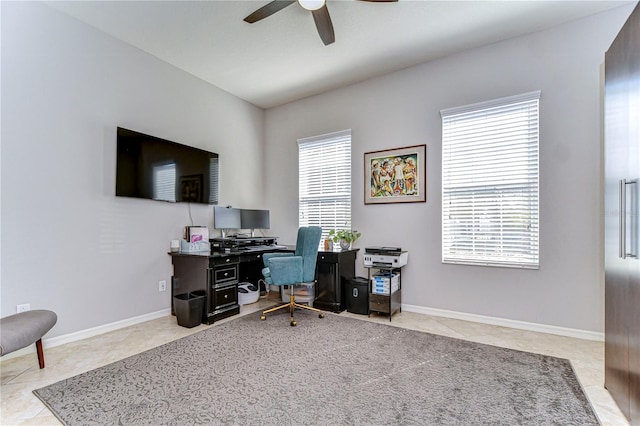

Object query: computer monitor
[213,206,241,237]
[240,209,270,237]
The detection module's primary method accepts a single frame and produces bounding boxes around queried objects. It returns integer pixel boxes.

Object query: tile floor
[0,296,629,425]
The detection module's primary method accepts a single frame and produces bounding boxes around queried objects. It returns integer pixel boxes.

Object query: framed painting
[364,144,426,204]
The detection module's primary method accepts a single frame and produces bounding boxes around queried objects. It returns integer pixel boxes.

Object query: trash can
[174,292,205,328]
[189,290,207,324]
[345,277,369,315]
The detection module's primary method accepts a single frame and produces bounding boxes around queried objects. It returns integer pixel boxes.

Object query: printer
[363,247,408,268]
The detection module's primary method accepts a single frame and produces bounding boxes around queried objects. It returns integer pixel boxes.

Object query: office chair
[260,226,325,326]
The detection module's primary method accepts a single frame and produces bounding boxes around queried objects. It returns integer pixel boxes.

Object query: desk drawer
[213,284,237,310]
[317,252,340,263]
[211,256,239,267]
[240,253,263,263]
[214,265,237,283]
[369,293,390,313]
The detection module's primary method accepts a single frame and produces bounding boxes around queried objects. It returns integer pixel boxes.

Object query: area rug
[34,310,599,425]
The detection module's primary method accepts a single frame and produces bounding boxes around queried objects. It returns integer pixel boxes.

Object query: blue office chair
[260,226,324,326]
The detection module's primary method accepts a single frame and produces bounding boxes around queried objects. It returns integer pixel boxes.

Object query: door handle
[620,178,638,259]
[620,179,626,259]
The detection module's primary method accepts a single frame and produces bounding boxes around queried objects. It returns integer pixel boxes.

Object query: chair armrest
[262,252,293,268]
[267,256,303,285]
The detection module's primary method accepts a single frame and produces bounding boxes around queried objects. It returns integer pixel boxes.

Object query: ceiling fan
[243,0,398,46]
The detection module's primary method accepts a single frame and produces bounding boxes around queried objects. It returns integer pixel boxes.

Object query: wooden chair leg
[36,338,45,369]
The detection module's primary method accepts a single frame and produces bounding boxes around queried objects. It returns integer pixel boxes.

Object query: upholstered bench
[0,310,57,368]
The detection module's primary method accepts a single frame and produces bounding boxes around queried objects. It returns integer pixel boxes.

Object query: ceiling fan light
[298,0,325,11]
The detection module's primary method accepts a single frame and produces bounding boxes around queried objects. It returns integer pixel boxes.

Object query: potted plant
[328,229,361,250]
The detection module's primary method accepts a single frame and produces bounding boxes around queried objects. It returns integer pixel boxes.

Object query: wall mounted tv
[116,127,219,204]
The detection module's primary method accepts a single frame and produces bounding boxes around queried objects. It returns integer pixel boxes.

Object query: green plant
[328,229,361,244]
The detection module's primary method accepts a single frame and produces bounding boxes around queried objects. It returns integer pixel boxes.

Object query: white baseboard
[2,304,603,365]
[0,308,171,362]
[402,304,604,342]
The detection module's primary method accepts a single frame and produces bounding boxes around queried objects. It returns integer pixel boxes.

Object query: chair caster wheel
[260,315,266,321]
[290,320,297,327]
[319,313,325,318]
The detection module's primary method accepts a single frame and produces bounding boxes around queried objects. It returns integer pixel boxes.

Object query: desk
[170,247,359,323]
[170,247,290,324]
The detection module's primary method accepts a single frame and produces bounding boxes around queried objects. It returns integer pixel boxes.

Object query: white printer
[363,247,408,268]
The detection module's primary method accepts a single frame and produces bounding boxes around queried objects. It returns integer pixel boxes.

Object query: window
[441,91,540,269]
[298,130,352,244]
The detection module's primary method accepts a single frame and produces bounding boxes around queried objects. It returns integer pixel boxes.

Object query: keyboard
[243,245,288,251]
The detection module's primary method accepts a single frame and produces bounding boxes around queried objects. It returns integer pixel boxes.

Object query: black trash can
[174,292,205,328]
[189,290,207,324]
[345,277,369,315]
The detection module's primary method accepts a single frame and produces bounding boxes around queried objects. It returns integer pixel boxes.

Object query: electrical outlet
[17,304,30,313]
[158,280,167,292]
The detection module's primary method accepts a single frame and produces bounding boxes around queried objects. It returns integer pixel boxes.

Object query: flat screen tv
[116,127,219,204]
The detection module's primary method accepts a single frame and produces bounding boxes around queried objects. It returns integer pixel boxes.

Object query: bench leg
[36,339,45,369]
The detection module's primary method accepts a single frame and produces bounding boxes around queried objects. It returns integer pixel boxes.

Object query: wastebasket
[174,292,205,328]
[189,290,207,324]
[345,277,369,315]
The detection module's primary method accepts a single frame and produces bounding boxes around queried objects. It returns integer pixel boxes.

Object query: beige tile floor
[0,295,630,425]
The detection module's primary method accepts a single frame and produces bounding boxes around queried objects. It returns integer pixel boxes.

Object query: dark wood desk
[170,247,290,324]
[170,247,359,323]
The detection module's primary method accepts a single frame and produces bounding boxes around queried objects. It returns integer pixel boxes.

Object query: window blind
[441,91,540,269]
[298,129,352,244]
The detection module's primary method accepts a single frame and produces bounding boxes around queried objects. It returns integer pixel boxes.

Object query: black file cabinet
[209,256,241,323]
[314,249,358,313]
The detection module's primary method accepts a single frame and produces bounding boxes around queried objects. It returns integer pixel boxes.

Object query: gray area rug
[34,310,599,425]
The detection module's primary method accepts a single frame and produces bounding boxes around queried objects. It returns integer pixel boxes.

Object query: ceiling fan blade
[243,1,296,24]
[312,5,335,46]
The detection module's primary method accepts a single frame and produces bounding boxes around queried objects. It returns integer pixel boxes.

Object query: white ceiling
[45,0,633,109]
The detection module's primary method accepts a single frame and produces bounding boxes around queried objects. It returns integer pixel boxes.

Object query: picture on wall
[364,144,426,204]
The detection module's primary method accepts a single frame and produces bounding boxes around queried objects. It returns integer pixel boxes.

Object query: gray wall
[1,2,265,336]
[264,5,634,334]
[1,1,634,340]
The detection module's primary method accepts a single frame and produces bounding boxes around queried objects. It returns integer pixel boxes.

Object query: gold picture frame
[364,144,426,204]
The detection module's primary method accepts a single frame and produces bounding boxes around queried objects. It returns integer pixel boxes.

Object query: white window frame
[441,91,540,269]
[298,130,352,245]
